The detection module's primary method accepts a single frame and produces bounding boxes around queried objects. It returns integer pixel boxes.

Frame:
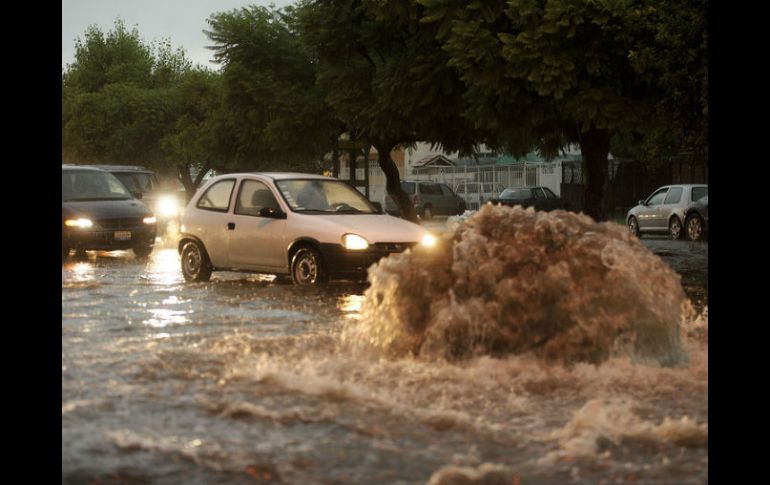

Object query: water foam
[344,205,686,365]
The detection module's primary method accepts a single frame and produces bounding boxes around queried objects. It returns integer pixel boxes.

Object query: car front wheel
[181,241,212,282]
[291,246,327,285]
[627,216,641,237]
[669,217,683,240]
[132,244,154,258]
[685,214,705,241]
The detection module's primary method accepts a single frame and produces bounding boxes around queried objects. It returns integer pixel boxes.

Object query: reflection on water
[62,213,707,485]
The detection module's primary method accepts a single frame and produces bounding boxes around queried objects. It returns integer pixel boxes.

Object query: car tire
[669,216,684,240]
[291,246,328,285]
[132,244,154,258]
[181,241,212,282]
[685,214,705,241]
[627,216,641,238]
[422,206,433,220]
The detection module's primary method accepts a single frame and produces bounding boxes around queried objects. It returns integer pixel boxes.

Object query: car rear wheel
[685,214,704,241]
[291,246,327,285]
[669,217,683,240]
[627,216,641,237]
[181,241,212,282]
[132,244,154,258]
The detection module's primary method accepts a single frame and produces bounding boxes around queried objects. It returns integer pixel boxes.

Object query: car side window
[543,187,558,199]
[235,179,280,216]
[197,179,235,212]
[647,188,668,206]
[533,188,545,199]
[439,184,454,196]
[663,187,683,204]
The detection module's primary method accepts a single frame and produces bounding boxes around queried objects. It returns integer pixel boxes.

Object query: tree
[417,0,707,221]
[296,0,483,222]
[205,5,342,174]
[62,19,192,175]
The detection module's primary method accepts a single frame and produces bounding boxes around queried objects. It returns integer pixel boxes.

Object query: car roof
[87,164,154,173]
[211,172,331,181]
[62,165,108,172]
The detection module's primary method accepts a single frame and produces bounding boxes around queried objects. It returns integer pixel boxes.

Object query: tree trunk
[177,157,212,203]
[579,127,612,221]
[374,140,418,223]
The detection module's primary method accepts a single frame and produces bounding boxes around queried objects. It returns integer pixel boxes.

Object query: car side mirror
[370,201,383,213]
[258,207,287,219]
[132,191,143,200]
[638,199,646,206]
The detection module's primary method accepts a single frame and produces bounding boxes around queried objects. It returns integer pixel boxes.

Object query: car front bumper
[318,242,417,277]
[63,225,156,251]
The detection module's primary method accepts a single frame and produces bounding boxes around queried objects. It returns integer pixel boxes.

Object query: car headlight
[421,233,437,248]
[342,233,369,250]
[143,216,157,224]
[156,195,179,217]
[64,218,93,228]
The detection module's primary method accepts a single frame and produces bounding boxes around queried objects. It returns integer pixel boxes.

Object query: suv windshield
[113,172,157,193]
[62,170,133,201]
[276,179,376,214]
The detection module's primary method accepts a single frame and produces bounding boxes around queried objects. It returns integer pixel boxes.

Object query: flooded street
[62,214,707,484]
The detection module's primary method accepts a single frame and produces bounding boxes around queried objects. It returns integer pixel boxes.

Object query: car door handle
[227,222,235,230]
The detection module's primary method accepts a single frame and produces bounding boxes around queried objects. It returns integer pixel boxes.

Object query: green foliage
[205,5,339,170]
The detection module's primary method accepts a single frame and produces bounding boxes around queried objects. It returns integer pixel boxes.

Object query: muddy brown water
[63,209,707,484]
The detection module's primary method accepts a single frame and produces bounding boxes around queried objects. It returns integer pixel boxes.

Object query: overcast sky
[62,0,296,71]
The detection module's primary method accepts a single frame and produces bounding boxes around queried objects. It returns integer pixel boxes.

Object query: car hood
[293,213,429,244]
[63,199,152,219]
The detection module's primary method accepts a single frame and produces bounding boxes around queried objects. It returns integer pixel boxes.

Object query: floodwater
[62,207,707,484]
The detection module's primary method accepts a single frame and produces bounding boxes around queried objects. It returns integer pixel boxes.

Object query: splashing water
[344,205,687,365]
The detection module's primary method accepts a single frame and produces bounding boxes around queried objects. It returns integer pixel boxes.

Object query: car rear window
[691,186,708,201]
[419,183,442,195]
[400,182,415,194]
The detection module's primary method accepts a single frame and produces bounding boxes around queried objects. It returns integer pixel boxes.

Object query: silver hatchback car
[626,184,708,240]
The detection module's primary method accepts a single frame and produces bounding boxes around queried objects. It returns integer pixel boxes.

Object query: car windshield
[500,188,532,198]
[275,179,377,214]
[62,170,133,201]
[113,172,156,193]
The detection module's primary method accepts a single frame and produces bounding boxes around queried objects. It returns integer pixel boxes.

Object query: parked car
[489,186,566,212]
[62,165,157,262]
[453,182,506,210]
[683,194,708,241]
[384,181,466,219]
[626,184,708,240]
[90,165,184,229]
[178,173,437,284]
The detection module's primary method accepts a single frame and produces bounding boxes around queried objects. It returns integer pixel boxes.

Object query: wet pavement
[62,215,707,484]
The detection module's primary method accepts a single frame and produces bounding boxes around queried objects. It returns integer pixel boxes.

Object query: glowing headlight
[64,218,93,228]
[421,233,437,248]
[156,196,179,217]
[342,233,369,250]
[143,216,157,224]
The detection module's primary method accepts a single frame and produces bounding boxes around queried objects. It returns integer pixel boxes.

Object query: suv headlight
[64,218,93,228]
[342,233,369,250]
[156,195,179,217]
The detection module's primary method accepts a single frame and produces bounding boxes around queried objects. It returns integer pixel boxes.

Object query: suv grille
[97,218,143,229]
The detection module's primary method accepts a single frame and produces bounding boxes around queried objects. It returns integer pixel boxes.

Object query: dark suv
[90,165,183,230]
[62,165,157,262]
[384,181,466,219]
